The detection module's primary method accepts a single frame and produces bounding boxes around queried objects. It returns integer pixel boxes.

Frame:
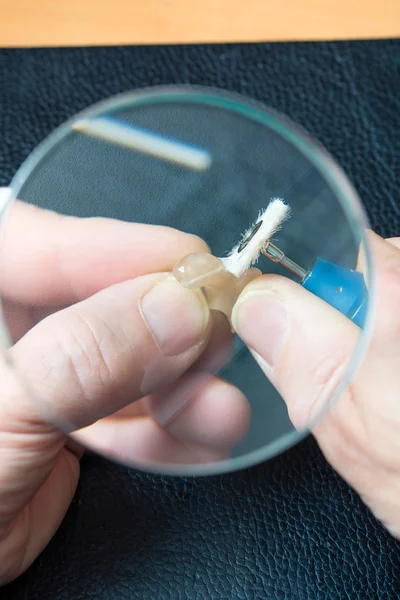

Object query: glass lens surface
[0,88,373,475]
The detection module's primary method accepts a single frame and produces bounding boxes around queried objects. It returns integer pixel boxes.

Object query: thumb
[9,273,209,432]
[231,275,360,430]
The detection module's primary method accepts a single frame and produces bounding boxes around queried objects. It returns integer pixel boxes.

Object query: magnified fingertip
[232,272,360,432]
[185,233,211,255]
[165,378,251,448]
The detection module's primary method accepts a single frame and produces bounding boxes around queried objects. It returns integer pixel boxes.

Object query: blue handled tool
[261,242,368,328]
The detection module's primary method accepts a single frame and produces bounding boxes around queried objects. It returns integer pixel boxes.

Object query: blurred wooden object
[0,0,398,48]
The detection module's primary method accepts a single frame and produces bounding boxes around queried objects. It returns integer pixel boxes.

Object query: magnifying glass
[0,86,374,476]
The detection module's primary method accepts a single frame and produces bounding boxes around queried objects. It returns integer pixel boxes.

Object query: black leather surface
[1,39,400,599]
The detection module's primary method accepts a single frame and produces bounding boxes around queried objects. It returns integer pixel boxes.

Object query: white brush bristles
[220,198,290,278]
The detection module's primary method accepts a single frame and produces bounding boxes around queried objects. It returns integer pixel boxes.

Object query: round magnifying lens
[0,87,374,475]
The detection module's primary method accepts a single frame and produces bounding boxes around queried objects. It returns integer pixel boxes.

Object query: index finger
[0,200,208,306]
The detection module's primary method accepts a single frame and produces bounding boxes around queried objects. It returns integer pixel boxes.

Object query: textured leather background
[1,40,400,599]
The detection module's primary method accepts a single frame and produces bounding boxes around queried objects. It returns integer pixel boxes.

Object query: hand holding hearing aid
[174,198,400,540]
[0,200,251,584]
[1,200,400,586]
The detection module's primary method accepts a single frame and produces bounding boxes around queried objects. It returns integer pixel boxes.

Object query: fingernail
[232,291,289,368]
[141,277,209,356]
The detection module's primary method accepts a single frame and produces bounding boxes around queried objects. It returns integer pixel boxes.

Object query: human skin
[0,202,399,586]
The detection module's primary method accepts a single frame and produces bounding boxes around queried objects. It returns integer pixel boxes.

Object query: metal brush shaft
[262,242,308,281]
